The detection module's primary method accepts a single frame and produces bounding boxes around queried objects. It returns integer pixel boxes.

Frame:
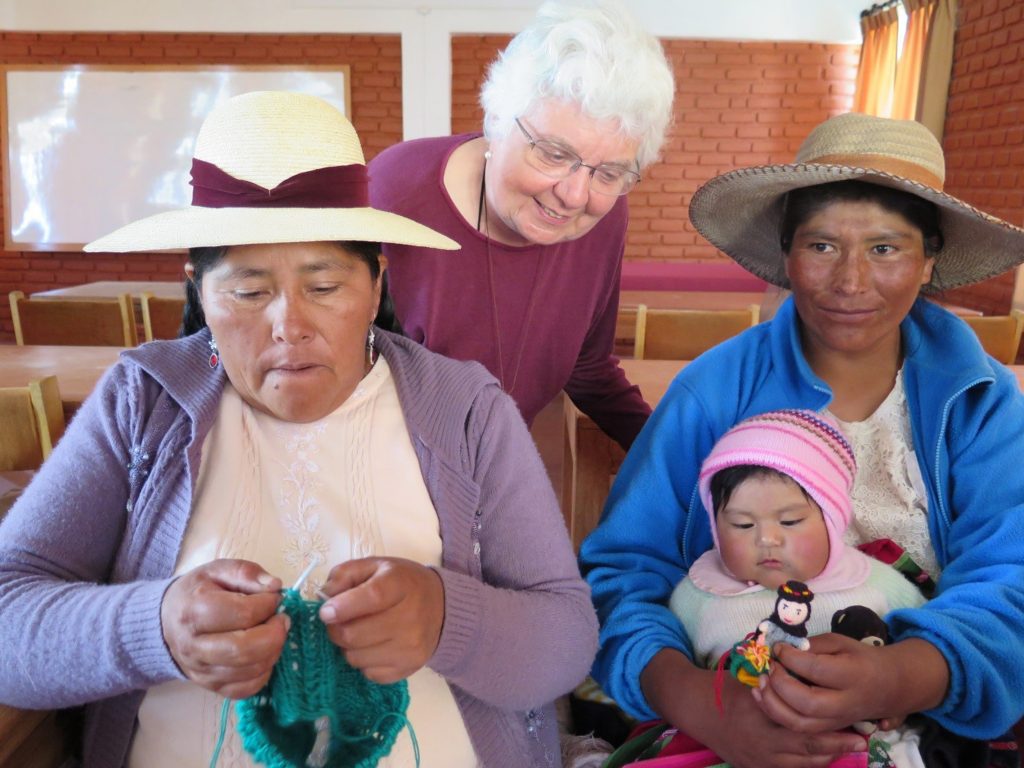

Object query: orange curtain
[853,5,900,117]
[892,0,935,119]
[891,0,957,139]
[916,0,957,140]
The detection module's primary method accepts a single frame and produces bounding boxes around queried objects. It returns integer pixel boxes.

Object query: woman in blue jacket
[581,112,1024,768]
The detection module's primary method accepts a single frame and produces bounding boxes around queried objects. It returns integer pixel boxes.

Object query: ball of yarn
[233,590,410,768]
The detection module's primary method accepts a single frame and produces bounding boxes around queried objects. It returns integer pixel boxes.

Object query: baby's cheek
[790,535,829,577]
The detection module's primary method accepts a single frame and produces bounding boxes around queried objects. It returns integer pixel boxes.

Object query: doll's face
[777,598,810,627]
[716,474,830,590]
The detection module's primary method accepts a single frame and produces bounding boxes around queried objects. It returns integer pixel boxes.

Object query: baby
[670,409,925,670]
[668,409,927,768]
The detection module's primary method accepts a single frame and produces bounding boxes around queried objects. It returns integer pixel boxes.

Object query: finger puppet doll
[831,604,890,647]
[756,580,814,651]
[726,580,814,687]
[831,604,891,737]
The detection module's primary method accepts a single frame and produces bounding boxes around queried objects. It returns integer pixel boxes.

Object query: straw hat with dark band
[85,90,459,253]
[688,112,1024,293]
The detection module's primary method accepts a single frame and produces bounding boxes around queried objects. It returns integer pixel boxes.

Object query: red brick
[189,43,230,57]
[28,42,63,56]
[0,41,30,55]
[96,45,134,58]
[164,45,199,58]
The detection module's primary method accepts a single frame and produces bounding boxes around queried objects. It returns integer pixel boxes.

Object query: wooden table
[612,292,982,357]
[0,345,126,421]
[31,280,185,301]
[618,289,981,316]
[619,290,769,312]
[562,361,1024,550]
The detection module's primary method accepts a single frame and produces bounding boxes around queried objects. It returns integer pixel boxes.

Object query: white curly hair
[480,0,675,170]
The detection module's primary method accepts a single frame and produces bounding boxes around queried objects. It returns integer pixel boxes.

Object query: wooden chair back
[963,310,1024,365]
[634,304,760,360]
[0,376,65,471]
[140,292,185,342]
[0,705,68,768]
[614,306,638,357]
[9,290,137,347]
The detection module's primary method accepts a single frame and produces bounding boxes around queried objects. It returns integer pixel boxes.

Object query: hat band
[803,153,944,191]
[190,158,369,208]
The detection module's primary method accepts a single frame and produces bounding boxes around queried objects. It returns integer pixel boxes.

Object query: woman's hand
[318,557,445,685]
[755,634,949,733]
[160,559,288,699]
[641,648,868,768]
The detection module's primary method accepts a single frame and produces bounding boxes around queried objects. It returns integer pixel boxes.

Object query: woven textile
[232,590,410,768]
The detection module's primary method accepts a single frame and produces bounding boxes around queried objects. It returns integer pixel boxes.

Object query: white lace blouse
[829,369,940,579]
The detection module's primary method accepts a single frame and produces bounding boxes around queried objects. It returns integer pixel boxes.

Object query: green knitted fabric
[222,589,412,768]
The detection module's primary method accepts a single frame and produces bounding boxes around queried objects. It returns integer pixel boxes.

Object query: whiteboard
[1,66,350,251]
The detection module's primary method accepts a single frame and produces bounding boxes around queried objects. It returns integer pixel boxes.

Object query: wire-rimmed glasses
[514,118,640,196]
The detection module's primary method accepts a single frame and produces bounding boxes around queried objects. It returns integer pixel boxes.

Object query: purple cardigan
[0,329,597,768]
[369,133,651,449]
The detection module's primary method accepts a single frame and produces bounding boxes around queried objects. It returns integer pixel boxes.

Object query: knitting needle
[292,557,320,593]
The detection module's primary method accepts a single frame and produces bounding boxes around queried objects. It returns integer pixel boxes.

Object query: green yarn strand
[209,698,231,768]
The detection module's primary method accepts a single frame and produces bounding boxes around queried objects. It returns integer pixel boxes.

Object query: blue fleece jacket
[580,297,1024,739]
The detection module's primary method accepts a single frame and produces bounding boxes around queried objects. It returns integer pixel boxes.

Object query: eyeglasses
[514,118,640,196]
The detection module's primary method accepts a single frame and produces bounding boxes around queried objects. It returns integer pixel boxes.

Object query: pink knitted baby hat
[698,409,857,581]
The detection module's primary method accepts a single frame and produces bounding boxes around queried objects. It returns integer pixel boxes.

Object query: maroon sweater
[369,133,650,449]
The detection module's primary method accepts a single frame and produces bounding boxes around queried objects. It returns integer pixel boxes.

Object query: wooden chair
[962,309,1024,364]
[0,376,65,472]
[0,375,71,767]
[140,292,185,342]
[614,305,638,357]
[9,290,137,347]
[634,304,760,360]
[0,705,68,768]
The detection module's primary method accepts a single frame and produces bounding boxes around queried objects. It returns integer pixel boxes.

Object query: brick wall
[936,0,1024,316]
[0,32,400,341]
[452,36,859,261]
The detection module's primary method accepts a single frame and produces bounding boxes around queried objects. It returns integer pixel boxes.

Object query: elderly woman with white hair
[369,0,675,449]
[0,91,597,768]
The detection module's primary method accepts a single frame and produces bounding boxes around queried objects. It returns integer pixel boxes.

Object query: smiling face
[784,199,935,365]
[715,474,830,590]
[777,598,810,627]
[193,241,382,423]
[482,99,640,246]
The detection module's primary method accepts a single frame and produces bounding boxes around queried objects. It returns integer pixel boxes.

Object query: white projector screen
[2,66,350,251]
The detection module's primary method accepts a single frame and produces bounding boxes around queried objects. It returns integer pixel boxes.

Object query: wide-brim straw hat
[85,91,458,253]
[689,112,1024,293]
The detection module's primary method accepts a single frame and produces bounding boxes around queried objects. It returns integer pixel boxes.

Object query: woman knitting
[0,92,598,768]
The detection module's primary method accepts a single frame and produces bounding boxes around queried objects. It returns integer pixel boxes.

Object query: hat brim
[689,164,1024,293]
[84,206,460,252]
